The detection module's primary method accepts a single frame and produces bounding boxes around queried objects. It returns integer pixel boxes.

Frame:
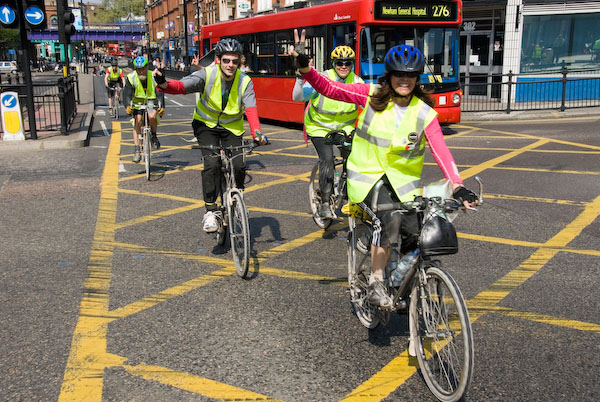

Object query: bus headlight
[452,93,461,104]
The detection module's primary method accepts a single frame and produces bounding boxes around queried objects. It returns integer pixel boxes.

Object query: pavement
[0,73,95,152]
[0,73,598,152]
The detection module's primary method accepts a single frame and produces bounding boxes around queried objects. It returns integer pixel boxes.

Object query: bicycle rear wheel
[409,264,474,402]
[228,192,250,278]
[308,163,332,229]
[347,221,379,329]
[143,127,151,180]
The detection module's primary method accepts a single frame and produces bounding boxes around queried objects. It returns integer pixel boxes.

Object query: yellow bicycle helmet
[331,45,355,61]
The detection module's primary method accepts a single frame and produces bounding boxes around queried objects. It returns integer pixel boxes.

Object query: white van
[0,61,17,75]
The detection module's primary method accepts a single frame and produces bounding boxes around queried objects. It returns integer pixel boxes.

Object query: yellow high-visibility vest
[305,69,363,137]
[193,66,251,136]
[346,93,437,203]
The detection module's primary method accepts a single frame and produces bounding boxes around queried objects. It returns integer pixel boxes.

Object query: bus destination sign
[375,1,457,21]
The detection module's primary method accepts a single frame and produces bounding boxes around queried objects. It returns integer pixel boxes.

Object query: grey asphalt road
[1,79,599,401]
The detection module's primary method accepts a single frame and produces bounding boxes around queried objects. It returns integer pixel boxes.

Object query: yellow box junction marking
[60,119,600,402]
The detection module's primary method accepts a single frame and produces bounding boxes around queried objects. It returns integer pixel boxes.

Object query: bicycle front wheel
[228,192,250,278]
[409,265,474,402]
[308,163,332,229]
[143,127,151,180]
[347,222,379,329]
[113,93,119,119]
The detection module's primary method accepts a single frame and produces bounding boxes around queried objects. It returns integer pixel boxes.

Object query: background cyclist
[104,58,124,116]
[290,44,478,308]
[123,56,165,163]
[292,33,363,220]
[154,38,267,233]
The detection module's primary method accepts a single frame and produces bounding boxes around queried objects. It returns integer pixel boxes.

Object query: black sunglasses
[391,71,419,78]
[221,57,240,65]
[335,61,353,67]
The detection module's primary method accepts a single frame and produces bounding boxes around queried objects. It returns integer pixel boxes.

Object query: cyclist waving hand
[291,44,478,308]
[154,38,267,233]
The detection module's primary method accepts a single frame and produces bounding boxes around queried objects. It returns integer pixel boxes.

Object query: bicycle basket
[419,206,458,257]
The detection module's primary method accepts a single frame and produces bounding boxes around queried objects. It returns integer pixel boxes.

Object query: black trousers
[363,176,419,251]
[311,136,335,200]
[193,120,245,212]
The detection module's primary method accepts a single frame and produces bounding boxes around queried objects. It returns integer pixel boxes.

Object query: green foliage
[0,28,20,49]
[94,0,145,24]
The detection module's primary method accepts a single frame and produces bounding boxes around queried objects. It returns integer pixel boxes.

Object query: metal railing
[0,74,79,139]
[460,67,600,114]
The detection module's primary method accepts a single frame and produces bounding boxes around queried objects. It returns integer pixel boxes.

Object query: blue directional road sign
[0,5,16,25]
[2,93,18,109]
[25,6,45,26]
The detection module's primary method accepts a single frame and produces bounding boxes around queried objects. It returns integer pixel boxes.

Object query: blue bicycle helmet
[133,56,148,69]
[384,45,424,73]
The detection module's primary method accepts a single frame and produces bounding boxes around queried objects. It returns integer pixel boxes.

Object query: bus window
[303,26,326,71]
[256,32,275,74]
[330,23,357,68]
[276,30,295,75]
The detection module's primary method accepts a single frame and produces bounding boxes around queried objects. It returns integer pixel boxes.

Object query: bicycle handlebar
[371,176,483,214]
[192,142,258,153]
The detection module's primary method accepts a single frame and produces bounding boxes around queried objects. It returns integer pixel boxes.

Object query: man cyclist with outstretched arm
[104,58,124,116]
[153,38,268,233]
[122,56,165,163]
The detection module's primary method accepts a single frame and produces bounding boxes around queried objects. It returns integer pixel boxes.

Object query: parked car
[0,61,17,75]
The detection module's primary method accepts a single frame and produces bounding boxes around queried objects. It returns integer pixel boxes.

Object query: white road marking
[100,120,110,136]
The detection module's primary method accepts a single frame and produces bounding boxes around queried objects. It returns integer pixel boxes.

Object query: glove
[126,106,133,115]
[157,107,165,117]
[154,72,166,85]
[253,129,262,146]
[453,186,478,204]
[296,53,310,69]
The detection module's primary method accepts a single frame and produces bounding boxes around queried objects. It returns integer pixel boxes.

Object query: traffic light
[24,0,47,30]
[57,0,76,44]
[0,0,20,29]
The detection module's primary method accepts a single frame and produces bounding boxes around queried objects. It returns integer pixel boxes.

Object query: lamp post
[196,0,201,55]
[182,0,189,66]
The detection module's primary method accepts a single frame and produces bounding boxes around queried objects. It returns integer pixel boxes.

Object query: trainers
[367,279,393,309]
[132,147,141,163]
[151,133,161,150]
[202,211,220,233]
[319,201,335,219]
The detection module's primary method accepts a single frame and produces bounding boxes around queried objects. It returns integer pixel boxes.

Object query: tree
[94,0,145,24]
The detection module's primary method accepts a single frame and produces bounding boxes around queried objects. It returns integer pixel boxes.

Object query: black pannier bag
[419,214,458,257]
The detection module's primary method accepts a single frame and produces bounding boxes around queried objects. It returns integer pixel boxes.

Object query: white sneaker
[202,211,220,233]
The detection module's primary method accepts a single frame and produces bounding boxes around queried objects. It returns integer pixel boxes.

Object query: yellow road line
[119,188,202,204]
[339,351,418,402]
[247,205,312,218]
[459,138,549,179]
[59,123,125,402]
[486,193,586,206]
[114,202,205,230]
[493,308,600,333]
[469,193,600,317]
[448,145,600,154]
[123,363,284,402]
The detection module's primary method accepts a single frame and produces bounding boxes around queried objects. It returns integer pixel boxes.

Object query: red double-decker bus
[201,0,463,123]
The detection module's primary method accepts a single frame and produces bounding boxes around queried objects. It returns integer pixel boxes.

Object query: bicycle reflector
[419,215,458,257]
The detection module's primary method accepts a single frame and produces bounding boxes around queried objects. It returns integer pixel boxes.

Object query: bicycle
[308,129,352,229]
[194,141,258,278]
[346,177,483,402]
[108,84,119,119]
[132,101,154,180]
